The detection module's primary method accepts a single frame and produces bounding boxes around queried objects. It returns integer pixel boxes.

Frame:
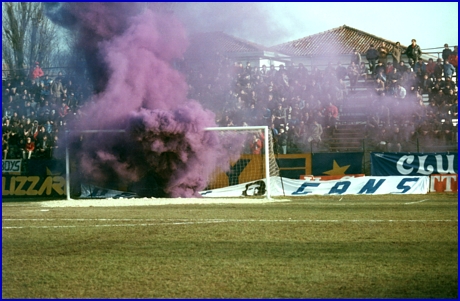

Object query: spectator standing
[7,128,21,159]
[375,127,390,152]
[433,58,444,79]
[375,77,385,95]
[324,111,337,138]
[347,62,360,92]
[277,128,288,154]
[387,68,401,95]
[325,102,339,120]
[351,48,361,66]
[395,83,407,99]
[43,74,52,87]
[358,62,369,81]
[57,100,70,122]
[391,42,402,65]
[378,42,390,66]
[442,44,452,62]
[441,119,454,143]
[30,62,44,80]
[419,74,434,94]
[385,62,394,75]
[444,60,456,79]
[35,135,51,159]
[2,136,8,160]
[425,58,436,79]
[273,103,287,129]
[307,120,323,146]
[50,78,65,103]
[448,45,457,86]
[374,61,386,80]
[396,61,410,75]
[22,136,35,159]
[413,58,426,81]
[403,39,422,67]
[38,100,51,124]
[366,44,379,75]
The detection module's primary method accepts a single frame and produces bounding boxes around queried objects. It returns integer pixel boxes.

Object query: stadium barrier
[3,152,458,198]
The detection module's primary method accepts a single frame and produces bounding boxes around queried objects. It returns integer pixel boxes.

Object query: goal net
[202,126,280,198]
[65,126,280,199]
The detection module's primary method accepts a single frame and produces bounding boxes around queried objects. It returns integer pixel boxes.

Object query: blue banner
[371,153,458,176]
[311,153,363,176]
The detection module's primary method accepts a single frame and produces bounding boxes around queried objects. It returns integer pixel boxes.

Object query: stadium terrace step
[328,146,364,152]
[421,145,458,153]
[337,116,368,125]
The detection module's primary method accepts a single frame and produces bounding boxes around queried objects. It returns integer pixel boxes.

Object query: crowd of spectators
[183,41,458,153]
[2,62,94,161]
[2,42,458,161]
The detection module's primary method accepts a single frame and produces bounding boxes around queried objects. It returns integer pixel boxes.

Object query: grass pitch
[2,194,458,298]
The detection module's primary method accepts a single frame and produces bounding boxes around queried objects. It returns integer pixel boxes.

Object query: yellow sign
[2,176,66,196]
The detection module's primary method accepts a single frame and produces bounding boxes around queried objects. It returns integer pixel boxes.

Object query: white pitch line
[404,199,429,205]
[2,218,457,229]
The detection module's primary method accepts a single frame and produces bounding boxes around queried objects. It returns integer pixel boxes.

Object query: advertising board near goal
[2,159,66,198]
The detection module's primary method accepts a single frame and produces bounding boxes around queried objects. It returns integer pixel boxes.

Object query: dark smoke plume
[45,3,238,197]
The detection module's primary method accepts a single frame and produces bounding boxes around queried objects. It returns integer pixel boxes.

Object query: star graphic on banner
[323,160,350,175]
[46,167,61,176]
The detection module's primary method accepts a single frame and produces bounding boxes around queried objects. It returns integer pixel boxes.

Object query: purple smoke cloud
[45,3,239,197]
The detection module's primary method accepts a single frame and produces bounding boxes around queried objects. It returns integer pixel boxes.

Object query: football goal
[202,126,280,198]
[65,126,280,200]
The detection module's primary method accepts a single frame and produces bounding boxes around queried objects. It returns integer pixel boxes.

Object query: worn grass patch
[2,194,458,298]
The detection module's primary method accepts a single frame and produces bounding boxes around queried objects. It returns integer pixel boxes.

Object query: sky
[173,2,458,50]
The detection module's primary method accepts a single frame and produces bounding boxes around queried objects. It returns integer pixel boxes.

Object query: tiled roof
[187,31,270,54]
[269,25,408,56]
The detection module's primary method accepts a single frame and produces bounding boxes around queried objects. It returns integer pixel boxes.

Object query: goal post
[65,126,280,200]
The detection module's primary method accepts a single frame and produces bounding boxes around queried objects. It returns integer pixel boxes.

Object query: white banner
[80,183,138,199]
[2,159,22,173]
[200,176,429,197]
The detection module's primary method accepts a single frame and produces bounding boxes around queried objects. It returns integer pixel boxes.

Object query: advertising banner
[200,176,429,197]
[311,153,363,176]
[277,153,311,179]
[2,159,22,174]
[2,174,66,197]
[26,159,66,176]
[430,174,457,193]
[371,153,457,176]
[2,159,66,198]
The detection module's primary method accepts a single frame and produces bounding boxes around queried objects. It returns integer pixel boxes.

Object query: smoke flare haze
[45,3,237,197]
